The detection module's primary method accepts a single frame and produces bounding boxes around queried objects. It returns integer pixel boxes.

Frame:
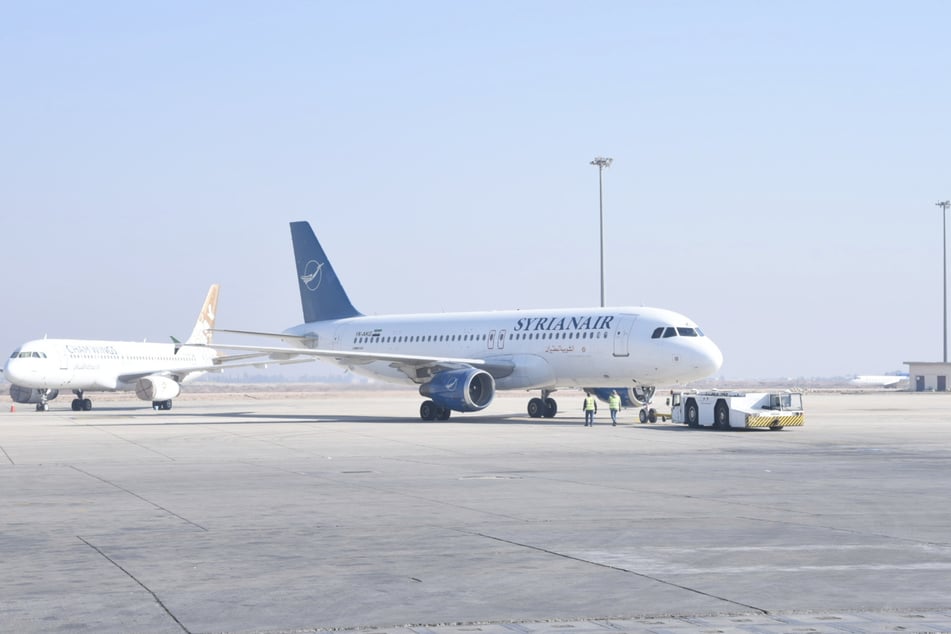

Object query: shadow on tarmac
[61,408,701,429]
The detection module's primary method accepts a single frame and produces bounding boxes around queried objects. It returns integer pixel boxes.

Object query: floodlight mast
[939,200,951,363]
[590,156,613,307]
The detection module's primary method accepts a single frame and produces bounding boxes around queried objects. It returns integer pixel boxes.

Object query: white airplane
[848,374,908,388]
[3,285,273,411]
[208,222,724,421]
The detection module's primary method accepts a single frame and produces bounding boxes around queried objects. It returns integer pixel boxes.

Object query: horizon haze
[2,2,949,380]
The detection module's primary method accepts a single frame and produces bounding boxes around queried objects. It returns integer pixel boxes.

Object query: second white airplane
[3,285,279,411]
[209,222,724,420]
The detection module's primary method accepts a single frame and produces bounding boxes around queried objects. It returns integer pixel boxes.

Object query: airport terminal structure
[905,361,951,391]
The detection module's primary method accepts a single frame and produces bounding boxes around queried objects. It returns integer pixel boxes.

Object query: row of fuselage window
[353,330,610,345]
[11,351,197,363]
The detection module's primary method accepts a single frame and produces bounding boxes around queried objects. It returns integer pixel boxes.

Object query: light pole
[590,156,613,307]
[939,200,951,362]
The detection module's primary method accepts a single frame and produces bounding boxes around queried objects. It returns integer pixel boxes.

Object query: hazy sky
[2,1,949,380]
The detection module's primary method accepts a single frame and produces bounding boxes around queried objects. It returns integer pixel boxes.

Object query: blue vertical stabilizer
[290,222,362,323]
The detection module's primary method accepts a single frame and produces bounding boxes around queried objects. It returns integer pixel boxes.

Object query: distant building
[904,362,951,391]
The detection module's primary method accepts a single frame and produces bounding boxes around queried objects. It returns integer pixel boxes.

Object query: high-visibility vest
[584,396,597,411]
[608,394,621,410]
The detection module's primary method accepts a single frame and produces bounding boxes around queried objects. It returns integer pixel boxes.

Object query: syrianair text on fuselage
[512,315,614,333]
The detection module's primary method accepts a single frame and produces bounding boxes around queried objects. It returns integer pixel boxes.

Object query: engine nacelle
[134,376,181,402]
[9,385,59,404]
[420,368,495,413]
[589,386,655,408]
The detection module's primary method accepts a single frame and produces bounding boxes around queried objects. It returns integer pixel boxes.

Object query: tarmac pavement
[1,389,950,633]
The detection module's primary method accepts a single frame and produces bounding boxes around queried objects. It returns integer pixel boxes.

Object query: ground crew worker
[582,391,598,426]
[608,390,621,426]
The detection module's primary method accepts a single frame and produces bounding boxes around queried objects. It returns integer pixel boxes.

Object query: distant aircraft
[207,222,723,420]
[848,374,908,388]
[3,285,277,411]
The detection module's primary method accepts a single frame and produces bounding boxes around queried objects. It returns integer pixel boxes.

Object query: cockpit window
[9,350,19,359]
[653,326,706,339]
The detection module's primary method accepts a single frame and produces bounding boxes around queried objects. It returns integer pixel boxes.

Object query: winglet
[185,284,220,345]
[290,222,362,322]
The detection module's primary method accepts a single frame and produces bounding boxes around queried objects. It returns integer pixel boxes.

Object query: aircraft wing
[200,342,497,383]
[115,354,313,384]
[208,329,317,344]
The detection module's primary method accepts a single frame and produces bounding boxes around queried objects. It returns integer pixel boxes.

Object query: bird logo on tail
[301,260,325,291]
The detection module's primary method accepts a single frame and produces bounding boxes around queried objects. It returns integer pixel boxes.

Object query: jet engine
[420,368,495,412]
[134,376,181,402]
[589,386,655,408]
[9,385,59,404]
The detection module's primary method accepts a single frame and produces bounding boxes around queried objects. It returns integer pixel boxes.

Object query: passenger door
[612,314,638,357]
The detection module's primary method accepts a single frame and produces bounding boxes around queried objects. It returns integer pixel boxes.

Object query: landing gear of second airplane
[70,389,93,411]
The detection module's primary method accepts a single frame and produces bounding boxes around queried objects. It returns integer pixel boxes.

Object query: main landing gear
[419,400,450,421]
[527,389,557,418]
[70,390,93,412]
[153,400,173,411]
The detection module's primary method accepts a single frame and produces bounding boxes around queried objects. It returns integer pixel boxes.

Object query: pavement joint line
[267,611,951,634]
[255,460,530,522]
[69,465,208,532]
[737,514,951,548]
[461,529,769,616]
[0,444,13,465]
[81,423,178,461]
[77,535,191,634]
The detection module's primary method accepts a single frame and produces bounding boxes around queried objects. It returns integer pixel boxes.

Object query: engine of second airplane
[134,376,181,402]
[9,385,59,404]
[420,368,495,412]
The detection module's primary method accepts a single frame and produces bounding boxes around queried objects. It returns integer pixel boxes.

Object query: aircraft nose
[3,359,21,382]
[702,338,724,375]
[680,336,722,378]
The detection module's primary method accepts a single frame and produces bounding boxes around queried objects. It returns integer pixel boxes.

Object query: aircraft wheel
[163,400,172,410]
[648,408,658,423]
[437,407,451,421]
[638,409,647,424]
[36,403,45,412]
[82,399,92,411]
[420,400,436,421]
[71,399,81,411]
[527,398,544,418]
[714,402,730,430]
[543,398,557,418]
